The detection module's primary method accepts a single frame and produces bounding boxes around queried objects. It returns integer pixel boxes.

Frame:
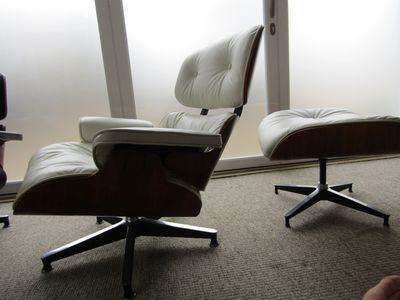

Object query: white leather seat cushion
[16,142,97,200]
[258,108,400,158]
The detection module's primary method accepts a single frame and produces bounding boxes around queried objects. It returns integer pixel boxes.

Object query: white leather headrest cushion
[175,25,263,109]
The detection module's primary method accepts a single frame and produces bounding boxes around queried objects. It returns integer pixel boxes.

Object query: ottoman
[258,108,400,227]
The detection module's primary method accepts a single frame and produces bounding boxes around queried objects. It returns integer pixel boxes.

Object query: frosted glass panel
[1,0,109,180]
[289,0,400,115]
[123,0,267,158]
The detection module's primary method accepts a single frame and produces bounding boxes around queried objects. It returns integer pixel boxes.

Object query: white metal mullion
[263,0,290,113]
[95,0,136,118]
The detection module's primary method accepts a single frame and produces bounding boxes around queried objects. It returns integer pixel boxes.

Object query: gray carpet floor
[1,157,400,300]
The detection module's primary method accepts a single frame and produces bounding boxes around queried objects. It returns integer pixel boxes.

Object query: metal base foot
[0,215,10,228]
[285,217,290,228]
[123,284,136,299]
[210,236,219,248]
[384,216,390,226]
[41,262,53,273]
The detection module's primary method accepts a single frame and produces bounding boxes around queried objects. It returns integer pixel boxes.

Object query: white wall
[289,0,400,115]
[0,0,110,180]
[123,0,267,158]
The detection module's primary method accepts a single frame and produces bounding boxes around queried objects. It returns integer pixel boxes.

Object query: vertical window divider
[95,0,136,118]
[262,0,290,113]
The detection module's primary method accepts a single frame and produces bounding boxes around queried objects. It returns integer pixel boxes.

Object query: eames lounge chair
[13,25,263,298]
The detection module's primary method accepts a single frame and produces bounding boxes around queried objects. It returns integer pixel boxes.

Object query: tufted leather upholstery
[175,25,262,109]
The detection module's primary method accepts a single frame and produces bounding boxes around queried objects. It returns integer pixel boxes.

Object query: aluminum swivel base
[275,159,390,228]
[40,216,218,298]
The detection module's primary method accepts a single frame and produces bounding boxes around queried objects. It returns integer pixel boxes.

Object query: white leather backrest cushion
[175,25,263,109]
[159,112,236,134]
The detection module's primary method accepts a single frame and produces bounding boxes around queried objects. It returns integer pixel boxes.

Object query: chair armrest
[79,116,154,143]
[92,127,222,168]
[93,127,222,148]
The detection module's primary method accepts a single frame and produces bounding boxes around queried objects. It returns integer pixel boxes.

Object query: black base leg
[96,216,123,225]
[276,159,389,227]
[136,218,219,247]
[284,189,321,227]
[122,219,136,299]
[282,187,390,227]
[274,184,316,196]
[119,217,218,298]
[0,214,9,228]
[327,189,390,226]
[41,219,127,272]
[330,182,353,193]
